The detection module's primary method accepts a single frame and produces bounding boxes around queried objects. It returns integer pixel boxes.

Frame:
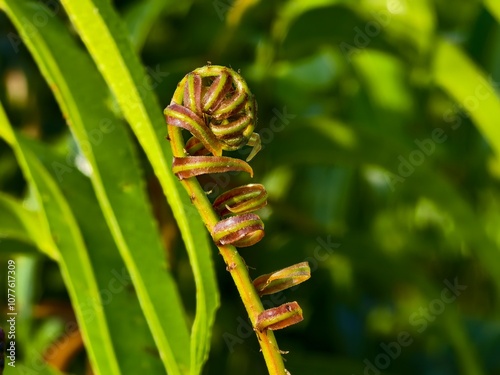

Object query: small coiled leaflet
[164,65,266,248]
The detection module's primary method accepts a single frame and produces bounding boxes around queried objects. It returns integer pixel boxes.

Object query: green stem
[168,79,287,375]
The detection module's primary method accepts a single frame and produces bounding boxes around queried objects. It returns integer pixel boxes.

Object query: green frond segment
[55,1,219,374]
[0,103,122,375]
[0,191,56,259]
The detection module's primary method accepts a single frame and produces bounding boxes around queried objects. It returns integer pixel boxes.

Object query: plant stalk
[168,78,287,375]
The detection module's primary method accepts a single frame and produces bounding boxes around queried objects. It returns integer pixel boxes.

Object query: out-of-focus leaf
[272,47,340,92]
[284,354,366,375]
[225,0,261,29]
[342,239,485,375]
[26,136,166,375]
[0,240,38,255]
[272,0,344,42]
[0,192,54,257]
[358,0,435,55]
[15,363,64,375]
[484,0,500,23]
[0,103,121,375]
[269,116,500,300]
[123,0,193,51]
[434,39,500,159]
[123,0,168,51]
[57,1,218,374]
[29,318,65,363]
[276,0,434,61]
[352,50,413,116]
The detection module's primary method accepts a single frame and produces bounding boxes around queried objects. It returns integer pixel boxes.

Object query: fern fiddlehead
[165,65,310,375]
[166,65,266,248]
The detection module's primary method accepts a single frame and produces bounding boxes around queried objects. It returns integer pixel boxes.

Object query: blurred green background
[1,0,500,374]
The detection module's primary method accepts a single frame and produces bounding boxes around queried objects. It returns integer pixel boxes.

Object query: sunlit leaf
[0,104,121,375]
[0,1,194,373]
[56,1,219,373]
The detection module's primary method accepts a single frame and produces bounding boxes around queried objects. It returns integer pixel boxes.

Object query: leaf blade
[56,1,219,373]
[0,1,194,373]
[0,103,122,375]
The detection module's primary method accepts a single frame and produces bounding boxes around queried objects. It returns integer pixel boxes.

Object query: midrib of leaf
[0,1,193,373]
[58,1,219,374]
[0,104,121,375]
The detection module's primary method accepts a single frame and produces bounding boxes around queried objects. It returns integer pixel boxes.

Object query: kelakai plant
[164,65,311,375]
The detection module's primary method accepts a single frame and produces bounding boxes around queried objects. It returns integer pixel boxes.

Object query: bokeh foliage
[1,0,500,375]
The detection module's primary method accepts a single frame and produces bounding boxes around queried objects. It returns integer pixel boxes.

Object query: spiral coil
[165,65,266,248]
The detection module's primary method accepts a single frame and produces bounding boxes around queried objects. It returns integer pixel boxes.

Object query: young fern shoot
[164,65,310,375]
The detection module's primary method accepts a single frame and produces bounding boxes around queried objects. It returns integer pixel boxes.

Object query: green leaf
[0,192,54,257]
[484,0,500,23]
[0,103,121,375]
[270,116,500,299]
[0,1,197,373]
[122,0,168,51]
[433,39,500,159]
[55,1,219,373]
[272,0,343,42]
[15,363,64,375]
[0,239,39,256]
[26,137,166,375]
[123,0,193,52]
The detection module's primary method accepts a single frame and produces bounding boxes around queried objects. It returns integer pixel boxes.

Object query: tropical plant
[1,1,500,375]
